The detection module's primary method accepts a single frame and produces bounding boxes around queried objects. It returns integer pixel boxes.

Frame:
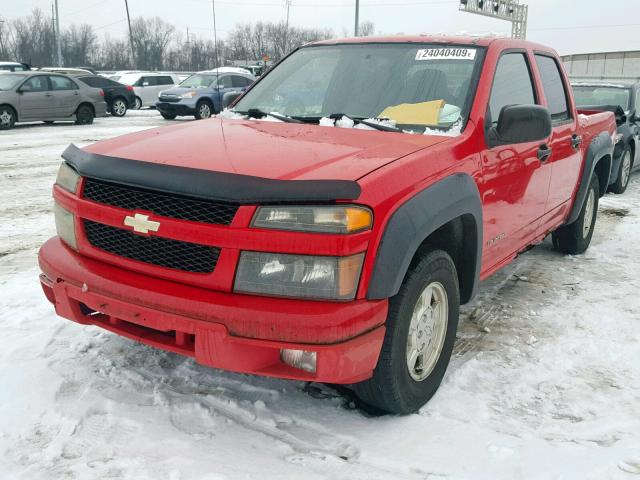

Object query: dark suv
[77,76,136,117]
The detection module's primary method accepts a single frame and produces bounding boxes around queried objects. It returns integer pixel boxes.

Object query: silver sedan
[0,72,107,130]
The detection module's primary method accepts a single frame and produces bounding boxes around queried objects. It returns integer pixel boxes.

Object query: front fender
[367,173,483,303]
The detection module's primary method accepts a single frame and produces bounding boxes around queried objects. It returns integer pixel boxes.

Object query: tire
[608,144,632,194]
[0,105,16,130]
[552,174,599,255]
[110,98,128,117]
[133,97,142,110]
[354,249,460,414]
[161,112,177,120]
[194,100,213,120]
[75,104,94,125]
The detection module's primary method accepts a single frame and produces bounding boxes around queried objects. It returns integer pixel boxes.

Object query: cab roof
[307,34,556,54]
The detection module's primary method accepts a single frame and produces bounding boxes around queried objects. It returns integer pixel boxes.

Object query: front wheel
[609,145,632,194]
[110,98,128,117]
[354,249,460,414]
[133,97,142,110]
[0,106,16,130]
[552,174,599,255]
[75,104,94,125]
[194,100,213,120]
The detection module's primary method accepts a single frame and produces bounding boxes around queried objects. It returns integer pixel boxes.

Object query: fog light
[281,349,317,373]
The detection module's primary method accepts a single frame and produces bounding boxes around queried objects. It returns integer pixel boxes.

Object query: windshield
[180,74,217,88]
[0,74,23,91]
[233,43,483,131]
[573,85,631,111]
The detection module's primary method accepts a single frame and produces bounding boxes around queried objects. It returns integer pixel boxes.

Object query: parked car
[77,75,136,117]
[39,67,94,76]
[116,72,179,109]
[40,36,616,414]
[238,64,265,77]
[0,72,107,129]
[573,82,640,194]
[156,69,255,120]
[107,71,142,82]
[0,61,31,72]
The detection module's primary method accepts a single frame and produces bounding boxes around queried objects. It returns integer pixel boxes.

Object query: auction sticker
[415,48,477,61]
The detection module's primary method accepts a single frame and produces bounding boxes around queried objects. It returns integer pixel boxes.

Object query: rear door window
[218,75,233,88]
[49,76,78,90]
[157,76,174,85]
[232,75,252,88]
[488,53,536,125]
[535,54,571,122]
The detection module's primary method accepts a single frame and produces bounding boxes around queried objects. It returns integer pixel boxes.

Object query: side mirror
[142,82,149,87]
[223,91,242,109]
[488,104,551,148]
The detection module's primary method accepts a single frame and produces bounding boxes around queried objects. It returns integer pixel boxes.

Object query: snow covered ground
[0,111,639,480]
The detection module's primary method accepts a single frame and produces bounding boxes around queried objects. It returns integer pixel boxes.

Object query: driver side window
[488,53,536,125]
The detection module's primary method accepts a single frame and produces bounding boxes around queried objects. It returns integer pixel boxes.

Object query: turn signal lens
[54,202,78,250]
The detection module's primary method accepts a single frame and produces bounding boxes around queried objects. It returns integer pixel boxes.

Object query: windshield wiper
[240,108,303,123]
[327,113,402,133]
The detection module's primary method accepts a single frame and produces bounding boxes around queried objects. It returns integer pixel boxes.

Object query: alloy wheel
[406,281,448,382]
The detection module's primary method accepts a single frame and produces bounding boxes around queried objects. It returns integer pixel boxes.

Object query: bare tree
[359,21,376,37]
[62,24,97,66]
[9,9,56,66]
[131,17,175,70]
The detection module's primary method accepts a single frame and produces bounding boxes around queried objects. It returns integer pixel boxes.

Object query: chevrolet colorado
[39,36,616,414]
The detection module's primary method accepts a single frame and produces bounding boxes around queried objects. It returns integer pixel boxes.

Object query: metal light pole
[54,0,62,66]
[124,0,135,68]
[354,0,360,36]
[459,0,528,39]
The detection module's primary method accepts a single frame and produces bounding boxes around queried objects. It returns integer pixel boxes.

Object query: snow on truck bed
[1,111,639,479]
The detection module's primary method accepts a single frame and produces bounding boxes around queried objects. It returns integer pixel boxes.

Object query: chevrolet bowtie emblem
[123,213,161,234]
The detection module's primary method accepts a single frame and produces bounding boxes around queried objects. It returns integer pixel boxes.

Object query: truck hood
[83,118,453,181]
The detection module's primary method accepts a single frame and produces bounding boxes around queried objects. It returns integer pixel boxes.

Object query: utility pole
[54,0,62,66]
[124,0,135,68]
[283,0,291,57]
[212,0,221,107]
[354,0,360,36]
[186,26,191,71]
[0,19,6,56]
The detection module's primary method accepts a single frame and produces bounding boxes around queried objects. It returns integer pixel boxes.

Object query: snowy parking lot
[1,111,639,479]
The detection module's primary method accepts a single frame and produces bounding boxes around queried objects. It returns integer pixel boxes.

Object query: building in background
[562,50,640,83]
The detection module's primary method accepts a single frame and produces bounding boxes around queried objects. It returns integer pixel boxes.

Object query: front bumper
[156,101,196,116]
[39,237,387,383]
[94,101,108,118]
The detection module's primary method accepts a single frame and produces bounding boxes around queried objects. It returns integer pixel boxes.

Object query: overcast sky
[2,0,639,56]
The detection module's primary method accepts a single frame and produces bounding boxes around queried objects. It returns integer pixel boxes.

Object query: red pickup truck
[39,36,616,414]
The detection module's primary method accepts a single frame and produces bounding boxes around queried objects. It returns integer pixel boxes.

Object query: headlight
[54,202,77,250]
[252,206,372,234]
[179,91,197,99]
[55,162,80,194]
[234,251,365,300]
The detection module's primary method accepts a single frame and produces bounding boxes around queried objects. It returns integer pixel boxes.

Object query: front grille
[159,97,180,103]
[83,178,238,225]
[84,220,220,273]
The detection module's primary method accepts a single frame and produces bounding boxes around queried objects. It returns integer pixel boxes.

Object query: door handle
[45,93,53,97]
[571,134,582,149]
[537,144,552,162]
